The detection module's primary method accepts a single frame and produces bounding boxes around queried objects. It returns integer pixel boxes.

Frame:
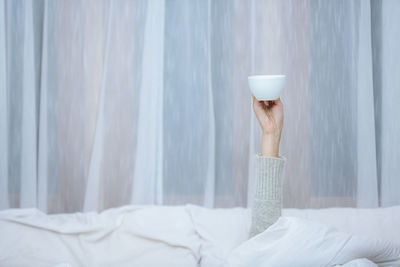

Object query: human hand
[252,96,283,157]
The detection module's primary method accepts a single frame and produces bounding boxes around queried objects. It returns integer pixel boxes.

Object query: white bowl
[248,75,285,101]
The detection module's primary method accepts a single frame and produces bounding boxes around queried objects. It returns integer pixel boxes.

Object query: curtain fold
[378,0,400,207]
[203,0,216,208]
[83,0,113,212]
[37,0,48,212]
[20,0,37,208]
[356,0,379,208]
[246,0,257,208]
[131,0,165,205]
[0,0,8,210]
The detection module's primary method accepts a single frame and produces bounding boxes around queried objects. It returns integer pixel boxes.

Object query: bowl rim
[248,74,285,80]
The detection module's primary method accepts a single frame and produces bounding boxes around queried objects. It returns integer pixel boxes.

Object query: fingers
[253,96,282,108]
[268,98,283,107]
[264,101,273,108]
[253,96,262,108]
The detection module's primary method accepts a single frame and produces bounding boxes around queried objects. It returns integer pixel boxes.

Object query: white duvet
[226,217,400,267]
[0,206,201,267]
[0,205,399,267]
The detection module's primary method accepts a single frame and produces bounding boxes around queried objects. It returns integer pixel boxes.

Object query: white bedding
[283,206,400,244]
[0,206,200,267]
[226,217,400,267]
[0,205,399,267]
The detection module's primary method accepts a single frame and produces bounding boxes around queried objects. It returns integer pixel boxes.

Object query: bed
[0,205,399,267]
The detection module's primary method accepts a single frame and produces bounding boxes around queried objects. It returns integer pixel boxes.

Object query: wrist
[261,132,281,157]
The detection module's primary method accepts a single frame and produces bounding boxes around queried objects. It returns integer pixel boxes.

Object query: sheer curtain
[1,0,399,213]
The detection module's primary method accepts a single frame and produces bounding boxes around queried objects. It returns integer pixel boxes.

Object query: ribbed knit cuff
[255,154,285,200]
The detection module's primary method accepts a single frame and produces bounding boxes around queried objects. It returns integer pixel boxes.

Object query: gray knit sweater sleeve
[249,155,285,237]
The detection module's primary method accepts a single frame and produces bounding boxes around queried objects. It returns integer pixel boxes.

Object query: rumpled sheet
[0,206,201,267]
[1,205,399,267]
[226,217,400,267]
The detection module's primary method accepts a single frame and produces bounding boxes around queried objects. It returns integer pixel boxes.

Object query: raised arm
[249,97,285,237]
